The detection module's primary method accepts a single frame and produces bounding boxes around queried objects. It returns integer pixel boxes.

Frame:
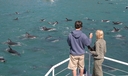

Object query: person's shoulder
[97,39,106,44]
[68,33,72,36]
[81,32,87,36]
[103,39,106,44]
[81,33,88,39]
[96,39,102,43]
[101,39,106,42]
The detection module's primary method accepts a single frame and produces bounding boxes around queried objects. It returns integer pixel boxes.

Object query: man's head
[75,21,83,29]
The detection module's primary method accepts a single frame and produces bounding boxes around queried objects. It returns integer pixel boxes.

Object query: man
[67,21,93,76]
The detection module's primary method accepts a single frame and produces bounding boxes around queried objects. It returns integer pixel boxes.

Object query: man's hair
[75,21,83,29]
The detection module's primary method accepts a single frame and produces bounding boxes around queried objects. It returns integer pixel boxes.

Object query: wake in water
[18,32,37,40]
[45,35,60,43]
[113,34,125,40]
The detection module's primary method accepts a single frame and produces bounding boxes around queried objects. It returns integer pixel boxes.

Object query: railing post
[52,69,55,76]
[88,52,91,75]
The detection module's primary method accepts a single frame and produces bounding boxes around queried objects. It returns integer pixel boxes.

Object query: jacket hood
[71,30,82,39]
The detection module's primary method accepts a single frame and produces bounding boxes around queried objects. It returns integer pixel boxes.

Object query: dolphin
[112,21,122,25]
[45,35,52,40]
[85,17,95,21]
[14,17,18,20]
[25,32,37,39]
[40,19,45,22]
[42,27,52,31]
[126,6,128,9]
[41,27,56,31]
[0,57,6,63]
[101,20,110,23]
[52,21,58,26]
[111,27,120,32]
[7,46,21,56]
[6,39,18,45]
[66,18,72,21]
[15,12,19,14]
[48,21,58,26]
[124,26,128,29]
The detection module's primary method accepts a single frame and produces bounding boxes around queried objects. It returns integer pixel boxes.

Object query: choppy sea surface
[0,0,128,76]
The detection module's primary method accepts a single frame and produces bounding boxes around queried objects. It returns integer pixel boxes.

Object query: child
[88,30,107,76]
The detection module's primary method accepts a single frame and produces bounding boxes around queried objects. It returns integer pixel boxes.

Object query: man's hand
[89,33,93,38]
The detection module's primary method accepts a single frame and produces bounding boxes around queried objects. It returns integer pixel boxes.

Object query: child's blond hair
[96,30,104,39]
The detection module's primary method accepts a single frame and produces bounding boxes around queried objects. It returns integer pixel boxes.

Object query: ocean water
[0,0,128,76]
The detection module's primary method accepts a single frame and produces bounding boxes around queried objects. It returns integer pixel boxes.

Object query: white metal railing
[104,57,128,66]
[45,55,128,76]
[102,64,128,76]
[45,58,70,76]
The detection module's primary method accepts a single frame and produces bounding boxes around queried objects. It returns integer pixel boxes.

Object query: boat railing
[44,52,128,76]
[45,58,70,76]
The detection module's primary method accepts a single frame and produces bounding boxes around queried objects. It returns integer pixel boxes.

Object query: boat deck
[45,52,128,76]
